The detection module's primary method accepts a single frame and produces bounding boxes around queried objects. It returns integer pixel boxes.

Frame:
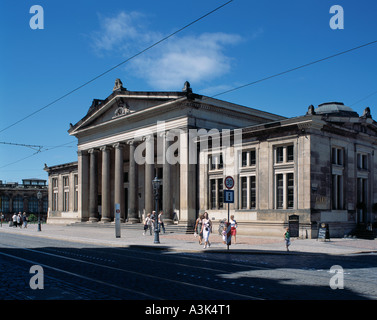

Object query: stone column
[101,146,111,222]
[162,132,173,224]
[144,135,155,215]
[128,140,139,223]
[88,148,99,222]
[78,150,89,221]
[114,142,125,222]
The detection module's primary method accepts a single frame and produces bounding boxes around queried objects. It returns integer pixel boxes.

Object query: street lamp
[152,176,161,244]
[37,191,42,232]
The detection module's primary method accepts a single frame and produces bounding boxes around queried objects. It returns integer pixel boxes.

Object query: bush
[28,214,38,222]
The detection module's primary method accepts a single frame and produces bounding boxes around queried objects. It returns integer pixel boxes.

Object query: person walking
[12,213,17,227]
[201,212,212,249]
[158,211,165,234]
[194,213,204,245]
[22,212,28,228]
[284,227,291,251]
[17,212,22,228]
[143,213,153,235]
[151,211,156,232]
[229,215,238,244]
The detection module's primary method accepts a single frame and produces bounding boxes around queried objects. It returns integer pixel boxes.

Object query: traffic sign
[224,176,234,189]
[224,190,234,203]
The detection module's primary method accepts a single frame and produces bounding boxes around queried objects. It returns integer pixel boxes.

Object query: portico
[60,80,283,227]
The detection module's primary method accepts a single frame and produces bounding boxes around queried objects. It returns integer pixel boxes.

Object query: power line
[350,89,377,107]
[0,141,76,170]
[210,39,377,99]
[0,141,43,152]
[0,0,233,135]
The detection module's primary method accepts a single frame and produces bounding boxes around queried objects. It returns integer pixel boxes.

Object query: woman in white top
[201,212,212,249]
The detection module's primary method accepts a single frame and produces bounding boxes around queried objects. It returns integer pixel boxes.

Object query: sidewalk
[0,223,376,255]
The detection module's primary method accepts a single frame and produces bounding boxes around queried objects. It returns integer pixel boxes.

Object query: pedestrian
[222,225,227,244]
[17,212,22,228]
[194,213,204,245]
[284,227,291,251]
[229,215,238,244]
[201,212,212,249]
[158,210,165,233]
[143,213,153,235]
[151,211,157,232]
[23,212,28,228]
[12,213,17,227]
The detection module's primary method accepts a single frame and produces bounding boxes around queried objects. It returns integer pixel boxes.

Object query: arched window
[0,195,10,213]
[28,197,39,213]
[13,195,24,212]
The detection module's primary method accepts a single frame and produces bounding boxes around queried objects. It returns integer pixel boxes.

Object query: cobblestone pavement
[0,223,376,255]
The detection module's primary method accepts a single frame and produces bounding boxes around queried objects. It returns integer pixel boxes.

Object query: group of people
[143,210,165,235]
[11,212,28,228]
[194,213,238,249]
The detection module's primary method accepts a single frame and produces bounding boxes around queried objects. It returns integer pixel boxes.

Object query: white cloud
[91,11,243,90]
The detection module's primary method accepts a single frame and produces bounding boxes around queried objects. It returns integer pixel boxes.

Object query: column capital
[77,150,88,156]
[142,134,154,142]
[100,145,111,152]
[113,142,125,149]
[88,148,99,154]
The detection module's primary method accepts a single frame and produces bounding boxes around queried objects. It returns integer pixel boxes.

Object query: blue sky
[0,0,376,183]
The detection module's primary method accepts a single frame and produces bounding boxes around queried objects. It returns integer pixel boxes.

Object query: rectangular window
[241,152,247,167]
[74,174,78,212]
[63,190,69,211]
[52,192,58,211]
[275,173,294,209]
[241,149,256,167]
[210,179,216,209]
[63,176,69,187]
[241,177,247,209]
[250,176,256,209]
[332,174,344,210]
[276,174,284,209]
[332,147,344,165]
[276,147,284,163]
[218,179,224,209]
[287,145,294,162]
[287,173,294,209]
[250,150,256,166]
[357,153,368,170]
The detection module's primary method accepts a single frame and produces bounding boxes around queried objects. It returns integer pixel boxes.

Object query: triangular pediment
[69,91,187,135]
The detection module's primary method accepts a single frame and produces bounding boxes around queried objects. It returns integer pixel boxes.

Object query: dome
[315,102,359,117]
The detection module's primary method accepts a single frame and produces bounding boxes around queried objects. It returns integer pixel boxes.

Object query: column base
[128,218,140,224]
[89,217,98,223]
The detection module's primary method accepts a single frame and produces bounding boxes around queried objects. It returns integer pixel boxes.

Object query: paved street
[0,223,376,301]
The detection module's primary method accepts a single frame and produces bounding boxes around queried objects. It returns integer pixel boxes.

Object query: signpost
[224,176,234,250]
[115,203,121,238]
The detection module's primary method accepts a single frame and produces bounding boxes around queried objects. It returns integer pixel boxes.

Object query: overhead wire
[0,0,234,135]
[209,39,377,99]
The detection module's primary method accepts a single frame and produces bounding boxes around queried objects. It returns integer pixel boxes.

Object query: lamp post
[37,191,42,232]
[152,176,161,244]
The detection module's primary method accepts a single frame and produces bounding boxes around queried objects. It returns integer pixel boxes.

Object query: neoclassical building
[45,80,377,237]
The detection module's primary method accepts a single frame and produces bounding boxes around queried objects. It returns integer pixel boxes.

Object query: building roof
[314,102,359,117]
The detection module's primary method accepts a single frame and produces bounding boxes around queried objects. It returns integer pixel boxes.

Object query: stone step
[68,221,194,234]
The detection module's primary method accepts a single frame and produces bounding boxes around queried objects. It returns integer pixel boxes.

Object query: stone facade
[0,179,48,220]
[45,81,377,238]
